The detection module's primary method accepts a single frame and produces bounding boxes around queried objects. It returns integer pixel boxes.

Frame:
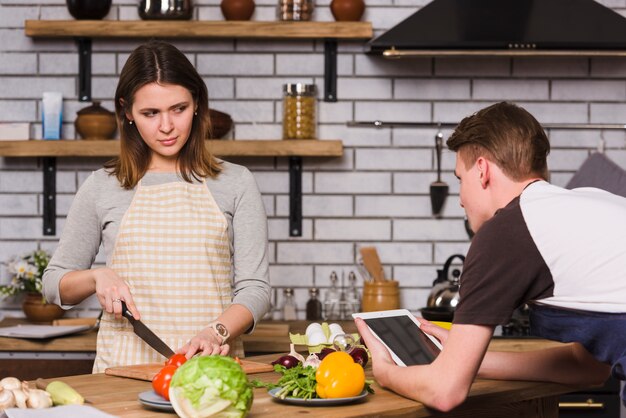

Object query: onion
[271,355,301,369]
[317,347,336,360]
[349,347,368,368]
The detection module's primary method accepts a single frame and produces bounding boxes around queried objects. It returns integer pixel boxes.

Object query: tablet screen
[364,316,440,366]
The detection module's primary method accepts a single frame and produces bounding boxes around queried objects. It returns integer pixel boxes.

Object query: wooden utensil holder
[361,280,399,312]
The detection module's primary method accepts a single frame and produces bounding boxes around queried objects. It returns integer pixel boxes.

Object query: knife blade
[120,301,175,359]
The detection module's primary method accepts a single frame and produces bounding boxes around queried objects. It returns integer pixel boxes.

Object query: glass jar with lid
[282,83,317,140]
[277,0,314,21]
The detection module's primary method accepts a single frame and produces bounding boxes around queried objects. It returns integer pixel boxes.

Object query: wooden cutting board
[105,359,273,381]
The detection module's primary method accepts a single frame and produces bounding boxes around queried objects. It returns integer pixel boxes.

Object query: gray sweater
[43,160,271,329]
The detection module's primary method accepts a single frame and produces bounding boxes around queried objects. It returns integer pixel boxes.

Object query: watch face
[215,323,228,337]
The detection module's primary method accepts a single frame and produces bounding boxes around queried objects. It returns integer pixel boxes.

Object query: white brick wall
[0,2,625,334]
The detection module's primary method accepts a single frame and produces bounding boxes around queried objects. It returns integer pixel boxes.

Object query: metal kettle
[139,0,193,20]
[426,254,465,311]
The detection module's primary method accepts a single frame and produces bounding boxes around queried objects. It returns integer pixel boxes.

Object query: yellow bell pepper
[315,351,365,399]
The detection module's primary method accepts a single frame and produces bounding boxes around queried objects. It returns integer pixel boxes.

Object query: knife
[120,301,175,358]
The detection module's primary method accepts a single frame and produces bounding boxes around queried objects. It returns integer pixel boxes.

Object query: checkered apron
[93,180,243,373]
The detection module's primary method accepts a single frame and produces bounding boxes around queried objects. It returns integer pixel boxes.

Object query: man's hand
[354,317,397,387]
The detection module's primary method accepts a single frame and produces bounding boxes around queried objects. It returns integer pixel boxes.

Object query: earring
[194,111,198,116]
[129,120,134,125]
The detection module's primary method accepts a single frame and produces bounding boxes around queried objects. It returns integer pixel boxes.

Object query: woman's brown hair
[446,102,550,181]
[105,40,221,189]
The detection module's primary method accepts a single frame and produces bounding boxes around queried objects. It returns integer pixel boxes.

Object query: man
[355,102,626,411]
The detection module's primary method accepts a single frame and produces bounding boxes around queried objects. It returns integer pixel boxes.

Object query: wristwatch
[207,321,230,345]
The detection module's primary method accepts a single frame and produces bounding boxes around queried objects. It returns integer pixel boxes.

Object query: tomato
[152,365,177,401]
[165,353,187,368]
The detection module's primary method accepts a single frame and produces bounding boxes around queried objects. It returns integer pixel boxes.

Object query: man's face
[454,152,491,233]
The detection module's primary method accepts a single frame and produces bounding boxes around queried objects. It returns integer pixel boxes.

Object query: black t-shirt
[454,181,626,325]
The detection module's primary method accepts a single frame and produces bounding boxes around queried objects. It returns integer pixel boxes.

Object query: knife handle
[120,301,134,320]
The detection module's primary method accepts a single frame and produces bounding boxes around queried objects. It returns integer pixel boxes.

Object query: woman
[43,40,270,372]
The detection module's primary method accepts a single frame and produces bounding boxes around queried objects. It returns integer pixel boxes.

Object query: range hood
[368,0,626,57]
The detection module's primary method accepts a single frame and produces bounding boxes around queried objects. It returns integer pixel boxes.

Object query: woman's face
[127,82,196,171]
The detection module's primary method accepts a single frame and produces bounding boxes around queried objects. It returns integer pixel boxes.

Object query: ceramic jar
[66,0,112,20]
[22,293,65,323]
[75,101,117,140]
[220,0,255,21]
[330,0,365,21]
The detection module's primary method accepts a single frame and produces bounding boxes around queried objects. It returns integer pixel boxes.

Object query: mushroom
[11,388,27,409]
[26,389,52,409]
[0,377,21,391]
[0,387,16,411]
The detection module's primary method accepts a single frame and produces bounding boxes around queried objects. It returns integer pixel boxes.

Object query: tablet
[352,309,443,367]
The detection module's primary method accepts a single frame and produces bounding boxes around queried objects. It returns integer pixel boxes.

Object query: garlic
[303,353,321,369]
[0,377,21,391]
[288,343,306,364]
[26,389,52,409]
[0,388,16,411]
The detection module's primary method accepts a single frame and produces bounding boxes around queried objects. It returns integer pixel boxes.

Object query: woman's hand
[92,267,140,320]
[178,328,230,359]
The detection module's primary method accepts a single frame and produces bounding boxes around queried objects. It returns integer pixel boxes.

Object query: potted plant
[0,250,64,322]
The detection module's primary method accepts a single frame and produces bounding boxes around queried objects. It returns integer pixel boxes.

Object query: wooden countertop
[0,318,565,353]
[33,353,574,418]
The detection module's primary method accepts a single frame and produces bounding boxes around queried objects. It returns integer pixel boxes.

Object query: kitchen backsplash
[1,0,626,321]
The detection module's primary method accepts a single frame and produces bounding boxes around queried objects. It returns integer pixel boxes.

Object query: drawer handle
[559,399,604,409]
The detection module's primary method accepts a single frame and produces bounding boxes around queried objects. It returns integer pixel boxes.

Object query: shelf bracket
[289,157,302,237]
[324,40,338,102]
[42,157,56,236]
[77,37,92,102]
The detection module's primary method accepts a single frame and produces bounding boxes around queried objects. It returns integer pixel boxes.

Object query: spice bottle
[346,271,360,316]
[282,83,317,140]
[323,271,341,320]
[282,288,298,320]
[306,287,323,320]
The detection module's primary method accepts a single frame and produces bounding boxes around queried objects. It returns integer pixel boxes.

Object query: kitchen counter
[33,353,575,418]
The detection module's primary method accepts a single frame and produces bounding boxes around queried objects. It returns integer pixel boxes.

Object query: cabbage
[169,356,253,418]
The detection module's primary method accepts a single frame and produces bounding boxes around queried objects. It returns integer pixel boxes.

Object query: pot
[75,101,117,140]
[66,0,112,20]
[139,0,193,20]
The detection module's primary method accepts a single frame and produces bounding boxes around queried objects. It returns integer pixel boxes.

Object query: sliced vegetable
[152,365,177,401]
[316,351,365,399]
[169,355,253,418]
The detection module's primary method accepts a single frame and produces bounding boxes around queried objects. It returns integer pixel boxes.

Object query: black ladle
[430,130,449,217]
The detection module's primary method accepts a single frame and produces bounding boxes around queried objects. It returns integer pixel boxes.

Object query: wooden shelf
[25,20,372,40]
[0,140,343,158]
